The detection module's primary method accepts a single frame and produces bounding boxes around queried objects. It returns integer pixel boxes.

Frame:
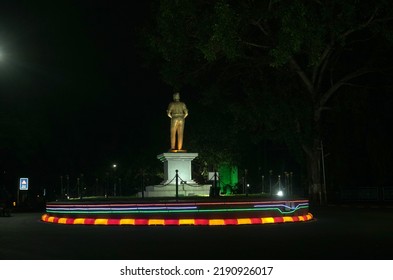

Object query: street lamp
[112,164,117,196]
[277,175,283,197]
[66,175,70,199]
[269,170,273,195]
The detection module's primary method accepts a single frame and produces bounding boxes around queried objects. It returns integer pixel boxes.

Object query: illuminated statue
[167,92,188,151]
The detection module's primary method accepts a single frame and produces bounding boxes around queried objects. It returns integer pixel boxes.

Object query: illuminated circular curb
[41,213,313,226]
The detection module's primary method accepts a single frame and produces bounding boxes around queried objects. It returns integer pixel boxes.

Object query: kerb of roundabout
[41,197,313,226]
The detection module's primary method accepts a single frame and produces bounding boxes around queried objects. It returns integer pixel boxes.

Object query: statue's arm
[183,104,188,118]
[167,103,173,118]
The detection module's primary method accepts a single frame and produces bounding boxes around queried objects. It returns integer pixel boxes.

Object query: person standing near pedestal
[167,92,188,151]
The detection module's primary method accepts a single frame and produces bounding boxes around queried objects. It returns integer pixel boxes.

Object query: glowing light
[179,219,195,225]
[94,219,108,225]
[277,190,283,197]
[41,213,314,226]
[74,218,85,224]
[261,217,275,224]
[120,219,135,225]
[237,218,252,225]
[283,216,294,222]
[148,219,165,225]
[209,219,225,226]
[58,218,68,224]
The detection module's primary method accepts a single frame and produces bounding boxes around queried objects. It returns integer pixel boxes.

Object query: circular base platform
[42,213,313,226]
[41,198,313,226]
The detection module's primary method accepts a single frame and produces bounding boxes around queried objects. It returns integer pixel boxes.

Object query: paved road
[1,205,392,260]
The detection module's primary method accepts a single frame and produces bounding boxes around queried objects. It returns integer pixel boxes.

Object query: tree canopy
[143,0,393,202]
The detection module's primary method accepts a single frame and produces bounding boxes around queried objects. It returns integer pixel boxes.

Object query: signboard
[19,178,29,191]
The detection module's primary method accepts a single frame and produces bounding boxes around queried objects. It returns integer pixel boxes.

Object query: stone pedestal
[158,152,198,185]
[140,152,211,197]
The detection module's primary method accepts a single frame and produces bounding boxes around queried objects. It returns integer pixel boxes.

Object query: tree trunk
[303,138,326,204]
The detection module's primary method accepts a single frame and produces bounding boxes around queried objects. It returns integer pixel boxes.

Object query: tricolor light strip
[41,213,313,226]
[46,202,309,215]
[46,199,308,208]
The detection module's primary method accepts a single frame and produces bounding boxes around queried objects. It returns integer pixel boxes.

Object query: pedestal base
[139,152,210,197]
[158,152,198,185]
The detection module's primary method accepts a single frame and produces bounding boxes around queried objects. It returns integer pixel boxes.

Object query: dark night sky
[0,1,174,189]
[0,1,392,197]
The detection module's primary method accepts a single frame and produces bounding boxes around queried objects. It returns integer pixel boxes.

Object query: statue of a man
[167,92,188,151]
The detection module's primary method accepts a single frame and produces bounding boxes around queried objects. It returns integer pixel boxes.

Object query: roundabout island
[41,197,313,226]
[42,93,313,226]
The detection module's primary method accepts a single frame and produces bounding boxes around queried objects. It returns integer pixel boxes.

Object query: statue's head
[173,92,180,101]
